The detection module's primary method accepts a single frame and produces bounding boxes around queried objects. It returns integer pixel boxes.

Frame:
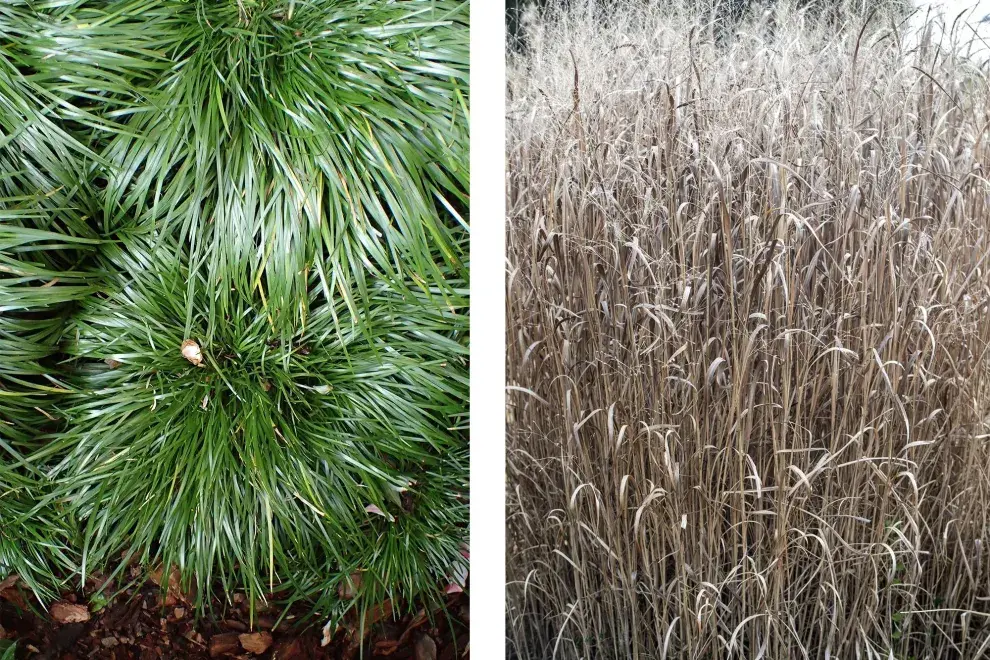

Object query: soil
[0,575,468,660]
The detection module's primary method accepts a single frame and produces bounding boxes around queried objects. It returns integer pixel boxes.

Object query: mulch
[0,574,468,660]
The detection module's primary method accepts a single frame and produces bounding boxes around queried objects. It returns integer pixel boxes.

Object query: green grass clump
[32,0,469,331]
[0,0,468,621]
[45,232,468,611]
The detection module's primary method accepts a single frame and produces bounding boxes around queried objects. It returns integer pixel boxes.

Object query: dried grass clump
[506,2,990,657]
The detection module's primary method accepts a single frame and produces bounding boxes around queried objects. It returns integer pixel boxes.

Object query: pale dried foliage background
[506,2,990,658]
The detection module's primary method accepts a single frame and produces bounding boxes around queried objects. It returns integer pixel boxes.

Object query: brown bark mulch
[0,574,468,660]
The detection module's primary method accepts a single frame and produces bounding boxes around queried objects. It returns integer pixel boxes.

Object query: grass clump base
[507,1,990,658]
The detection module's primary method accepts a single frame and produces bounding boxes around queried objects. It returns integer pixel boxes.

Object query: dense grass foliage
[0,1,100,599]
[32,0,469,332]
[45,233,468,613]
[507,2,990,658]
[0,0,468,622]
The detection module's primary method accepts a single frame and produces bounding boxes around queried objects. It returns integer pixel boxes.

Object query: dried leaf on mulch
[364,600,393,628]
[0,577,27,611]
[149,565,190,606]
[414,634,437,660]
[338,572,363,600]
[239,631,273,654]
[50,601,91,624]
[209,632,241,657]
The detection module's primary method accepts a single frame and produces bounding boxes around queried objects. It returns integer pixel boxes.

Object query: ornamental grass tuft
[0,0,468,622]
[30,0,469,331]
[46,232,468,613]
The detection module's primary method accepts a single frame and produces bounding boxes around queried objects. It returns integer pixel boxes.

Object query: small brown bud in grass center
[180,339,204,366]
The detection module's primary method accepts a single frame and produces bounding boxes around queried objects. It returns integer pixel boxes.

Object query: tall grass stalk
[507,2,990,657]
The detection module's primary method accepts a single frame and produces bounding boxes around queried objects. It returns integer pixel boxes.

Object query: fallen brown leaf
[365,599,393,627]
[338,572,363,600]
[223,618,247,632]
[209,632,241,657]
[184,629,206,646]
[239,631,273,654]
[150,565,189,605]
[0,575,26,610]
[50,601,91,624]
[375,639,401,656]
[397,609,430,645]
[336,599,394,647]
[414,634,437,660]
[181,339,204,366]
